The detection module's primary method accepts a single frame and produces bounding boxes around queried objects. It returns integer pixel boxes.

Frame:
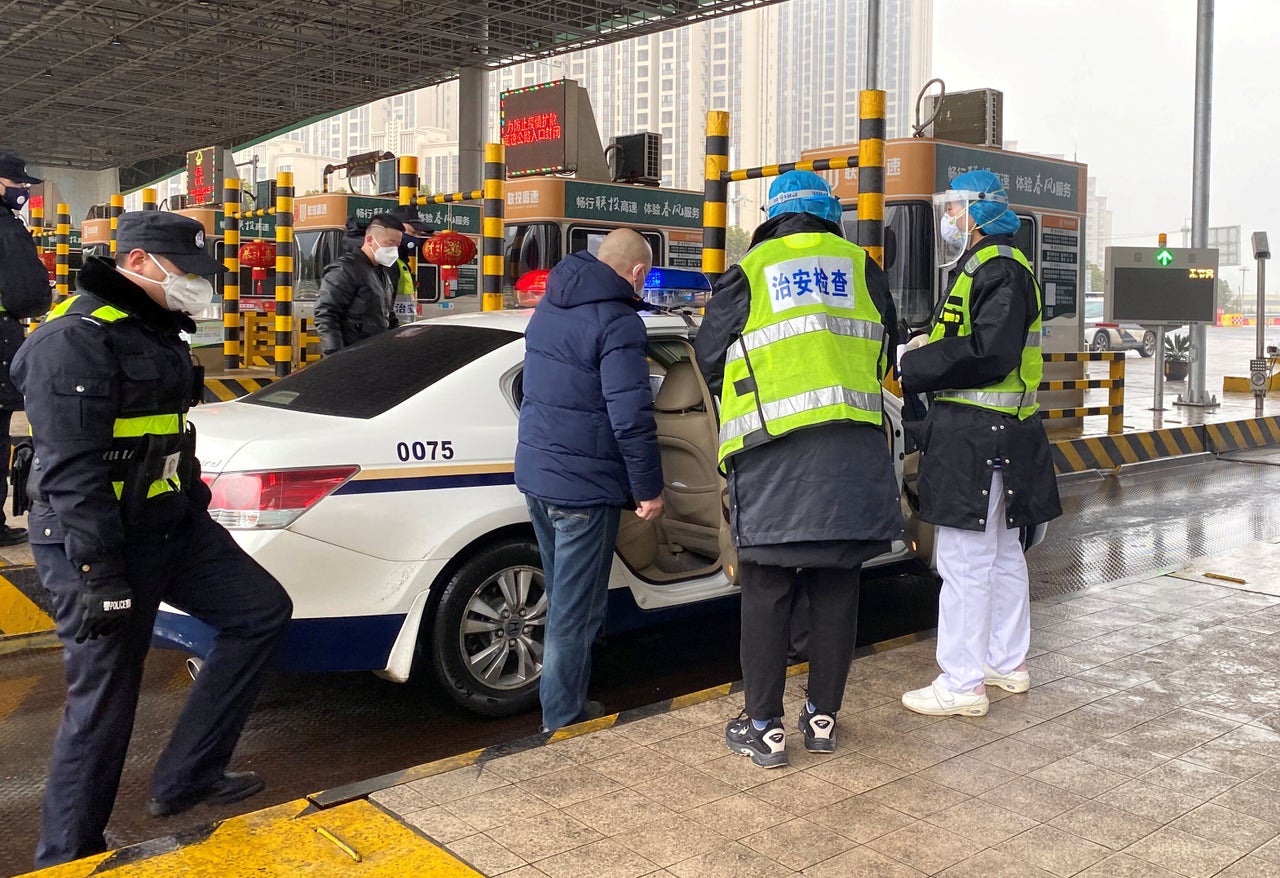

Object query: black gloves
[76,579,133,644]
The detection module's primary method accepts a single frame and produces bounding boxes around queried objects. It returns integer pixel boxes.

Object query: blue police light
[642,266,712,309]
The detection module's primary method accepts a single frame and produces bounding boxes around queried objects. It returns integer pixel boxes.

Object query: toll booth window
[841,202,934,328]
[504,223,561,288]
[1014,216,1036,271]
[243,324,522,419]
[569,227,663,265]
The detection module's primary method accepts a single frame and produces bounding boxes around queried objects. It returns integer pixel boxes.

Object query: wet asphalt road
[3,454,1280,874]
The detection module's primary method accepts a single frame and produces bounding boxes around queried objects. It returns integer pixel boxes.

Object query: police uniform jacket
[0,207,55,408]
[695,211,904,568]
[11,256,209,584]
[898,234,1062,532]
[314,251,399,354]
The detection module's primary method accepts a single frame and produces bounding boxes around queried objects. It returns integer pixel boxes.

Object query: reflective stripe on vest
[39,294,184,498]
[716,232,886,468]
[929,244,1043,420]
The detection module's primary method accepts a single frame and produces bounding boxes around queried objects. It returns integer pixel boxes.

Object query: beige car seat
[652,360,722,557]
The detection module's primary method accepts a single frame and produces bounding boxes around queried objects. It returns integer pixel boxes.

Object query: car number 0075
[396,441,456,462]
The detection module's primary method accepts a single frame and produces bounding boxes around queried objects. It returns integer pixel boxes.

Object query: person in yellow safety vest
[695,170,903,768]
[898,169,1061,718]
[389,203,429,304]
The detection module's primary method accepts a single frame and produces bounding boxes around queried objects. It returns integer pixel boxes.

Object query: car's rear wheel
[1140,331,1156,358]
[1092,330,1111,352]
[428,538,546,717]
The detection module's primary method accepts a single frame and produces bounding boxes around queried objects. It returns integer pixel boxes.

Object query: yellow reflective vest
[716,232,886,469]
[928,244,1043,419]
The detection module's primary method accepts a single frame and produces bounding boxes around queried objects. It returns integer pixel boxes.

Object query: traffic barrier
[1050,415,1280,474]
[857,88,887,267]
[1040,350,1125,435]
[274,172,295,377]
[203,375,277,403]
[54,203,70,305]
[1216,312,1280,327]
[223,178,241,369]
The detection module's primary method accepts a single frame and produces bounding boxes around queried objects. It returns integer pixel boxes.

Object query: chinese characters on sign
[502,113,563,147]
[764,256,857,314]
[563,182,703,229]
[185,146,225,207]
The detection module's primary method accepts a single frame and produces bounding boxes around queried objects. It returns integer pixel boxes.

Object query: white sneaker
[984,664,1031,694]
[902,680,989,717]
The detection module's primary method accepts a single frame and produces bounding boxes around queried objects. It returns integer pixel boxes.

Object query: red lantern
[421,231,478,269]
[239,240,277,296]
[39,250,57,281]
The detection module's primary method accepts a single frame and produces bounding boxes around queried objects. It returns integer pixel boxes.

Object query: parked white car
[160,295,1038,716]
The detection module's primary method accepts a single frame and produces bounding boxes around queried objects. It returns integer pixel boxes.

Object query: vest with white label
[928,244,1043,419]
[716,232,886,469]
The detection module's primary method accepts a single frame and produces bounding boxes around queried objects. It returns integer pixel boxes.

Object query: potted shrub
[1164,332,1191,381]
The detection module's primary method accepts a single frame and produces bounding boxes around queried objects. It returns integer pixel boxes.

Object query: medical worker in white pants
[897,170,1062,717]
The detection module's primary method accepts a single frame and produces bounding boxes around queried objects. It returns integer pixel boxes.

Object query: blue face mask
[1,185,29,211]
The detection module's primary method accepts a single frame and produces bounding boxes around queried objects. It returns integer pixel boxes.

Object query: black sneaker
[799,704,836,753]
[147,771,265,818]
[725,714,787,768]
[0,526,27,546]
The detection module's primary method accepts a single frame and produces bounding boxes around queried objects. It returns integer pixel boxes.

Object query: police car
[163,269,988,717]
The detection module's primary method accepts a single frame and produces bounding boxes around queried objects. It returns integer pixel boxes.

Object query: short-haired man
[315,211,403,355]
[516,228,665,732]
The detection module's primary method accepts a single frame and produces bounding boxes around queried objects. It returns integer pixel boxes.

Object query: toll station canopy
[2,0,781,187]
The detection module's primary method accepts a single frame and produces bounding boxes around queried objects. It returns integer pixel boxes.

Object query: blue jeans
[526,497,620,731]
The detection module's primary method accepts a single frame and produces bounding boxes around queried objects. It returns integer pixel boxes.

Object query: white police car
[164,269,928,716]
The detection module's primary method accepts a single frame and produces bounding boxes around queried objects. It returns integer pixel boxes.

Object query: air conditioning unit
[922,88,1003,148]
[610,132,662,185]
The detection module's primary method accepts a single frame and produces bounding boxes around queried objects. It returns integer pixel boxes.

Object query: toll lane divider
[0,565,55,647]
[202,375,276,403]
[1051,415,1280,474]
[16,799,482,878]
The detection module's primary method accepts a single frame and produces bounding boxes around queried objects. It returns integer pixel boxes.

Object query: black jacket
[695,212,904,567]
[12,257,208,586]
[515,251,663,508]
[898,235,1062,531]
[0,209,54,408]
[314,251,398,354]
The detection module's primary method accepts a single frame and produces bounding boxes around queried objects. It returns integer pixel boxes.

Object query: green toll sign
[1156,248,1174,266]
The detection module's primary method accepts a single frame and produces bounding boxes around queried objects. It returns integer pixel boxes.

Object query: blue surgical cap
[764,170,843,225]
[950,169,1021,237]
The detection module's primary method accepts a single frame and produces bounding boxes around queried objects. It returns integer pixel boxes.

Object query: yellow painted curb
[16,799,482,877]
[1224,374,1280,392]
[0,571,54,636]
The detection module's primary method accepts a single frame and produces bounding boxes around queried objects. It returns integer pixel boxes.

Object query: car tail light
[204,466,359,529]
[515,270,550,308]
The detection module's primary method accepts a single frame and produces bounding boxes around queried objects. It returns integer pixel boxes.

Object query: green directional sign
[1156,248,1174,266]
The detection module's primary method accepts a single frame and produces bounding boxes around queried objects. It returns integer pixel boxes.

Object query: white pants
[935,471,1031,693]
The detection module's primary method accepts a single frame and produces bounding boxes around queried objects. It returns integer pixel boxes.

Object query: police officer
[0,151,55,543]
[13,212,293,868]
[695,171,903,768]
[899,170,1061,718]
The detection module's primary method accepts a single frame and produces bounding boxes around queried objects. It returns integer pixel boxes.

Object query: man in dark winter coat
[695,171,903,768]
[315,212,402,355]
[0,151,55,543]
[899,169,1061,718]
[515,228,665,732]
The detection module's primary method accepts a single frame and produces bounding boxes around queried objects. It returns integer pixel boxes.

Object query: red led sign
[185,146,225,206]
[501,80,573,177]
[503,112,563,147]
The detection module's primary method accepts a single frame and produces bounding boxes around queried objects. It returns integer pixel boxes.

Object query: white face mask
[370,234,400,267]
[939,212,968,250]
[120,253,215,314]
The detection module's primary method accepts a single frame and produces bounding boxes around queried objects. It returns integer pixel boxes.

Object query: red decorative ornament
[421,230,477,268]
[39,251,57,280]
[239,240,277,295]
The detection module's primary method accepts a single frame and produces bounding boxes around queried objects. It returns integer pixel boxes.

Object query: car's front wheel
[1092,330,1111,352]
[428,538,546,717]
[1140,331,1157,358]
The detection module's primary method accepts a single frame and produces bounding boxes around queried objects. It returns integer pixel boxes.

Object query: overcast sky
[932,0,1277,286]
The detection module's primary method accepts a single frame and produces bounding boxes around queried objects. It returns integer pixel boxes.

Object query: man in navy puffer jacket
[516,228,665,731]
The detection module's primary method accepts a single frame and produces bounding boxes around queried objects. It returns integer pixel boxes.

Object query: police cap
[0,152,42,185]
[116,211,226,276]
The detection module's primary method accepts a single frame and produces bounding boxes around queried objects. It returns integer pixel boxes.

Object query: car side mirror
[883,228,898,272]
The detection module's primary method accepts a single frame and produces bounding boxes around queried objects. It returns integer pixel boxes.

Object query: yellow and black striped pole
[55,203,70,303]
[142,188,157,211]
[223,178,241,370]
[399,155,419,293]
[273,172,294,377]
[108,193,124,256]
[30,200,43,254]
[417,190,484,205]
[702,111,730,282]
[481,143,505,312]
[857,89,887,267]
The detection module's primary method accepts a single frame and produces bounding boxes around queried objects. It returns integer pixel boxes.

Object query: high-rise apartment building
[1086,175,1114,282]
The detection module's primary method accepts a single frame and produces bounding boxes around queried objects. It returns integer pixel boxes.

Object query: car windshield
[242,324,522,418]
[1085,300,1104,319]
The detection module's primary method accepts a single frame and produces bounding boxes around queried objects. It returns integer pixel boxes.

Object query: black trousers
[739,563,861,720]
[33,511,292,868]
[0,408,11,523]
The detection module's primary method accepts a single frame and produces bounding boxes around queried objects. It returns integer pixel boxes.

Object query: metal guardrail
[1040,350,1125,434]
